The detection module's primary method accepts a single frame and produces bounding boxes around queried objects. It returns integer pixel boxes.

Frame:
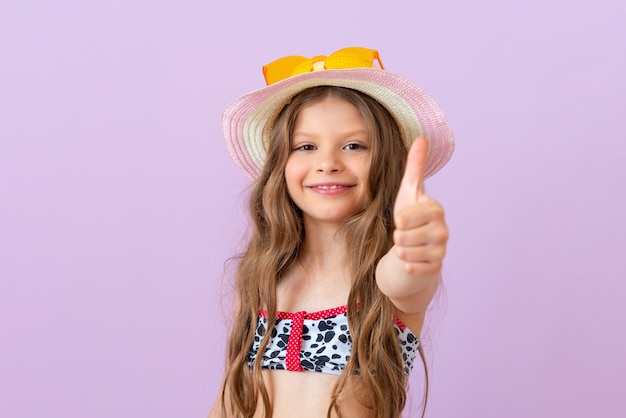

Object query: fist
[393,137,449,276]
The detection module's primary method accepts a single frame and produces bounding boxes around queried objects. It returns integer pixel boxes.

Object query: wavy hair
[220,86,427,417]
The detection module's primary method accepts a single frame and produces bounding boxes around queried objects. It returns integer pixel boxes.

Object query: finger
[395,244,447,264]
[394,137,430,217]
[393,228,431,247]
[402,261,442,277]
[394,227,449,252]
[405,137,429,201]
[394,198,446,231]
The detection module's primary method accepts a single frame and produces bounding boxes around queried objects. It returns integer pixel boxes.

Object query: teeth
[317,185,341,189]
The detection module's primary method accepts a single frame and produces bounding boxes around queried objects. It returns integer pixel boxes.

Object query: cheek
[284,158,300,194]
[358,158,372,183]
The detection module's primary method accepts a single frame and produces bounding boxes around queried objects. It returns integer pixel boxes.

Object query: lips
[311,184,348,189]
[306,183,355,195]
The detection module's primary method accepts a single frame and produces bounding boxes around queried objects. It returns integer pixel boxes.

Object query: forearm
[375,245,440,314]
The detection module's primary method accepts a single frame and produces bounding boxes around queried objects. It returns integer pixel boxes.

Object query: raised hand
[393,137,449,277]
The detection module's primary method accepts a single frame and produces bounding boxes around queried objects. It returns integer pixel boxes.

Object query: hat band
[262,47,385,85]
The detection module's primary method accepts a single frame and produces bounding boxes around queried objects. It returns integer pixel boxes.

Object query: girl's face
[285,96,371,227]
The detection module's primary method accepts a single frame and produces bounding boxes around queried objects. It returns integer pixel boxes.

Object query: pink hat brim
[223,68,454,180]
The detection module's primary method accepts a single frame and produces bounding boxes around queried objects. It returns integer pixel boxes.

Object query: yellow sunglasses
[262,47,385,86]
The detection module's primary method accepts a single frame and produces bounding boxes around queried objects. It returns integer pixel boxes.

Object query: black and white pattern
[247,307,419,375]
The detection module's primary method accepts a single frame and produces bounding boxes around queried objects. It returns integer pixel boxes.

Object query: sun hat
[222,46,454,180]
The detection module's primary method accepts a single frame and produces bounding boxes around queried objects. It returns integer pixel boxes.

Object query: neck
[276,220,351,312]
[299,220,348,273]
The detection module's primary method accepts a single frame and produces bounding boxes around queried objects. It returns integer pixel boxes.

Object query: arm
[209,298,240,418]
[208,382,228,418]
[376,138,448,327]
[208,399,221,418]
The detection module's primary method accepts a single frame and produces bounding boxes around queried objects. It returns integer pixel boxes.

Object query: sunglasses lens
[263,47,382,85]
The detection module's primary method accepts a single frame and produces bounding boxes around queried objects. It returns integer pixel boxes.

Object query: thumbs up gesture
[393,137,449,277]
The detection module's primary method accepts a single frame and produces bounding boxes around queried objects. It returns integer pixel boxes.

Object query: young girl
[210,47,454,418]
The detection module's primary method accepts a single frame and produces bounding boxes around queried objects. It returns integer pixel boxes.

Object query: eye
[293,144,316,151]
[344,143,368,151]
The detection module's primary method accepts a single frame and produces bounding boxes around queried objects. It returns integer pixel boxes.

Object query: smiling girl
[210,47,454,418]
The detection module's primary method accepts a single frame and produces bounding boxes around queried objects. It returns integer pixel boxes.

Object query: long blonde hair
[221,86,422,417]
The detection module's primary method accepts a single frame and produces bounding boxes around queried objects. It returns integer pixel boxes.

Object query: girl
[210,47,454,418]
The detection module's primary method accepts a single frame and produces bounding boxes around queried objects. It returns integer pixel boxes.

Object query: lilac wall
[1,1,624,417]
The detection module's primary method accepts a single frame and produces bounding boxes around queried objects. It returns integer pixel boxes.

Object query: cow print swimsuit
[247,305,419,375]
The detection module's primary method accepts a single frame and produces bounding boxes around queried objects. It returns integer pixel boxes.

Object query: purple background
[1,1,625,417]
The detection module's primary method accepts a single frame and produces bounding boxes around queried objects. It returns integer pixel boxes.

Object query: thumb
[394,137,429,217]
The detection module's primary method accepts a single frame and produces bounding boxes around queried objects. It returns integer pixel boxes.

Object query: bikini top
[247,305,419,375]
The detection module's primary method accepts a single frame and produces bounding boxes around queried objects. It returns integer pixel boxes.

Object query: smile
[313,185,345,190]
[306,183,355,195]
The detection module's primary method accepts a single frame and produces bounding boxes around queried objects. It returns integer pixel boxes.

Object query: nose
[316,149,344,173]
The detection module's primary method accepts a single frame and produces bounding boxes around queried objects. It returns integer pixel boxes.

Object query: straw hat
[222,47,454,180]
